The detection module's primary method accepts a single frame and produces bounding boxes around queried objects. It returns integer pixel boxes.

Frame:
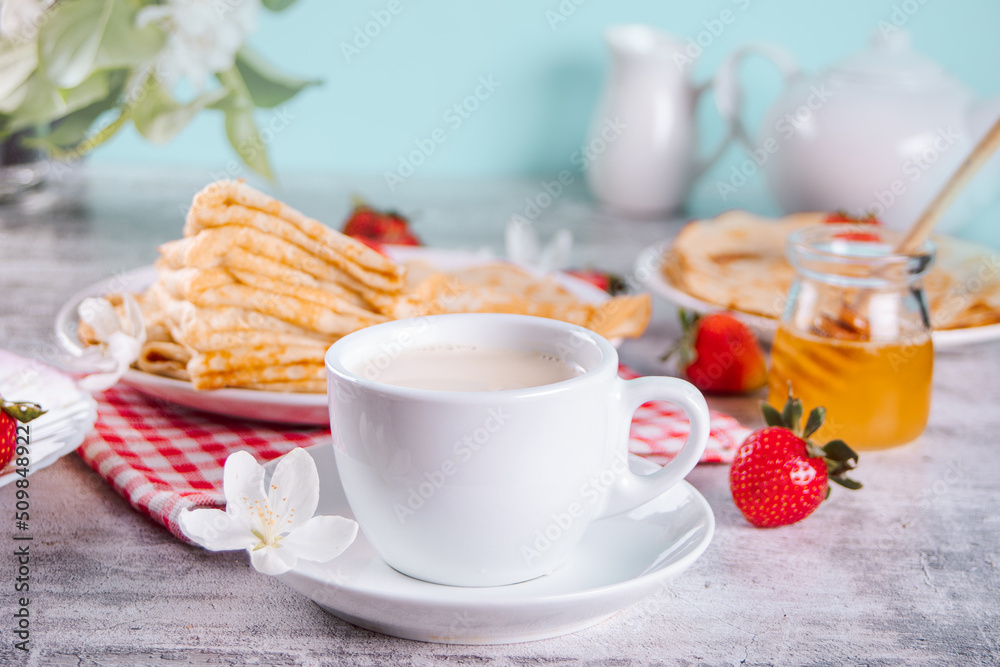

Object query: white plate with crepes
[275,444,715,644]
[0,351,98,486]
[54,247,618,425]
[636,214,1000,350]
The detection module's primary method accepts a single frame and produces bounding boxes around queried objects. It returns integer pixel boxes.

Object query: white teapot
[714,30,1000,231]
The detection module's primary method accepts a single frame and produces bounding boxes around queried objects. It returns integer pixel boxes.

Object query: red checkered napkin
[619,365,750,466]
[77,366,749,540]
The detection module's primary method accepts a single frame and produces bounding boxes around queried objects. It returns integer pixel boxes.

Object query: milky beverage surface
[371,345,585,391]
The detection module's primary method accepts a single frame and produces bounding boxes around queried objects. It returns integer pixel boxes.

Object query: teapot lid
[830,30,952,87]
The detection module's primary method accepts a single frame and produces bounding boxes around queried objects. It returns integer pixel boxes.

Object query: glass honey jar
[767,224,935,450]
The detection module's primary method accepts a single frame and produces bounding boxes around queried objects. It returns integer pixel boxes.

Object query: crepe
[392,261,651,340]
[136,341,191,381]
[159,228,379,310]
[185,180,404,292]
[663,211,1000,330]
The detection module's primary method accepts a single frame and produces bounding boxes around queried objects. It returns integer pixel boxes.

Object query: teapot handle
[691,79,738,182]
[711,43,802,150]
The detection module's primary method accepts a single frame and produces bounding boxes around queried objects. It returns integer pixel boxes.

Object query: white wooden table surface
[0,165,998,666]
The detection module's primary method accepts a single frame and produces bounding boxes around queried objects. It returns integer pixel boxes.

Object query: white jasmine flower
[179,448,358,576]
[137,0,260,91]
[505,216,573,271]
[0,0,54,41]
[76,294,146,392]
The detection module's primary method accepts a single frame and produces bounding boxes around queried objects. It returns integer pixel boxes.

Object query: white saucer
[274,444,715,644]
[53,248,616,425]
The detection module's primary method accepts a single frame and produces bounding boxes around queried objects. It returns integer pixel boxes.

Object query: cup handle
[597,376,710,519]
[710,43,802,150]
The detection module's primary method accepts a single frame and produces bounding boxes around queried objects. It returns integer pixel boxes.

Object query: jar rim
[787,224,936,286]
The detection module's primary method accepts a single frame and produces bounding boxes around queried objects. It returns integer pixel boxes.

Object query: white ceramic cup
[325,314,709,587]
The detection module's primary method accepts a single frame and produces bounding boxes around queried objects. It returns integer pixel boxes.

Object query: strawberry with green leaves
[730,386,861,527]
[1,394,46,470]
[564,268,627,295]
[662,309,767,394]
[342,197,421,251]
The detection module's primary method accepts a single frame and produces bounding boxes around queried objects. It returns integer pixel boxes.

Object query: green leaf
[93,0,166,71]
[1,401,46,423]
[224,102,274,180]
[234,47,319,109]
[0,39,39,103]
[39,0,115,89]
[678,308,698,332]
[2,71,65,132]
[802,406,826,439]
[781,393,803,434]
[262,0,299,10]
[63,104,130,156]
[40,101,113,149]
[760,401,784,428]
[30,74,131,158]
[213,66,252,107]
[22,71,120,149]
[214,65,276,179]
[58,70,111,115]
[822,439,859,464]
[830,476,863,491]
[38,72,127,149]
[0,76,30,115]
[132,75,228,144]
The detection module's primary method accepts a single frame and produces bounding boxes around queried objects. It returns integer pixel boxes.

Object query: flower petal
[223,450,266,528]
[135,5,171,28]
[268,448,319,534]
[281,515,358,563]
[249,546,295,575]
[179,507,256,551]
[121,293,147,341]
[77,297,121,342]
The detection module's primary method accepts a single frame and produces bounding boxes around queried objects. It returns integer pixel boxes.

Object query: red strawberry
[0,395,46,470]
[730,387,861,527]
[342,197,421,247]
[564,268,627,295]
[824,210,881,225]
[824,210,882,242]
[661,310,767,393]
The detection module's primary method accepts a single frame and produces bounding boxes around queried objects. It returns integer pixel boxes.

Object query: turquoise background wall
[89,0,1000,237]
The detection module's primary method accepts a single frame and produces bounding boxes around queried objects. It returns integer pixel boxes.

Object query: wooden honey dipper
[896,114,1000,254]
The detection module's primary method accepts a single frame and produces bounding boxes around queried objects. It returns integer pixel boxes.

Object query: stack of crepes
[132,180,404,392]
[109,180,650,393]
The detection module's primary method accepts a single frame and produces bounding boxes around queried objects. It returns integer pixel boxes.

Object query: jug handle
[710,43,802,150]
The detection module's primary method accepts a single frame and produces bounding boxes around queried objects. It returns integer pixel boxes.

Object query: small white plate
[636,241,1000,350]
[0,351,97,486]
[274,444,715,644]
[54,248,616,425]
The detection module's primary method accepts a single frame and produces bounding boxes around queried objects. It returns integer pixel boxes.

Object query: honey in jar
[768,327,933,449]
